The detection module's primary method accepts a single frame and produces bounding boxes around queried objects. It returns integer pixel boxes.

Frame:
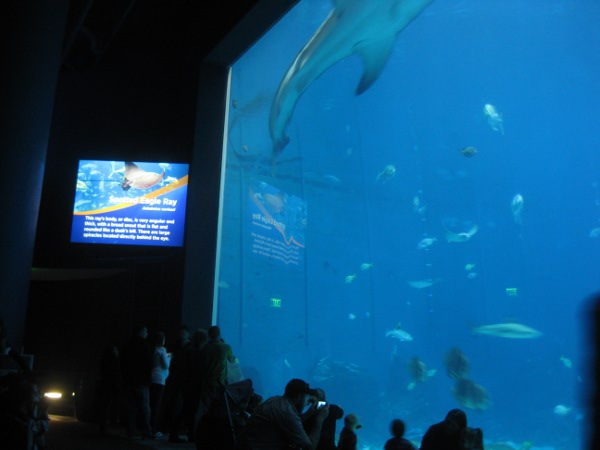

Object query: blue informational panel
[70,160,189,247]
[247,181,306,266]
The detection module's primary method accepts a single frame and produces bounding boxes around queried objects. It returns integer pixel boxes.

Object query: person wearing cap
[337,413,362,450]
[241,378,329,449]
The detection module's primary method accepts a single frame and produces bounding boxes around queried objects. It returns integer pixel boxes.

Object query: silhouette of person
[180,328,208,442]
[149,331,170,436]
[242,378,329,449]
[194,326,236,430]
[337,413,362,450]
[420,409,467,450]
[384,419,415,450]
[302,388,343,450]
[460,427,483,450]
[587,293,600,450]
[0,318,9,355]
[120,324,153,439]
[96,344,122,435]
[165,324,191,442]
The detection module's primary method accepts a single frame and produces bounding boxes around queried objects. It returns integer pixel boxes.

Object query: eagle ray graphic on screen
[269,0,434,159]
[121,162,165,191]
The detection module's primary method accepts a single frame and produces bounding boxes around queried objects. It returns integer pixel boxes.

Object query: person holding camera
[241,378,329,449]
[302,388,343,450]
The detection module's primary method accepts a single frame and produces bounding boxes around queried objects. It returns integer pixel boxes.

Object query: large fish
[269,0,434,158]
[443,223,478,243]
[121,162,165,191]
[386,323,413,341]
[452,378,490,411]
[471,322,542,339]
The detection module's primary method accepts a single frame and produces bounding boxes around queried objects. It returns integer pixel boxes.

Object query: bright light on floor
[44,392,62,399]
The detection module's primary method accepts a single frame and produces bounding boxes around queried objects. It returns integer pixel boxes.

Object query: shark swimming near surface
[269,0,435,159]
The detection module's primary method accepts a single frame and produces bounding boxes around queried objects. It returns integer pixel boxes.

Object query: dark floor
[44,415,195,450]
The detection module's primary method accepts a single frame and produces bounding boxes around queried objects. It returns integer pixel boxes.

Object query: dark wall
[25,1,258,364]
[0,0,69,351]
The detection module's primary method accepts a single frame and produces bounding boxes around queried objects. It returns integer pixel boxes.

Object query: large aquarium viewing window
[215,1,600,448]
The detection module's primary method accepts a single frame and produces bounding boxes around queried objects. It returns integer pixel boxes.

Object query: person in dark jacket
[420,409,467,450]
[384,419,415,450]
[96,344,122,435]
[120,324,154,439]
[302,388,343,450]
[337,413,362,450]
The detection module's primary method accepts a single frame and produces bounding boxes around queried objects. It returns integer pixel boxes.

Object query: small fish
[375,164,396,183]
[413,195,426,215]
[81,163,97,172]
[283,358,292,368]
[483,103,504,134]
[466,272,478,280]
[76,180,89,192]
[465,263,476,271]
[158,163,171,171]
[360,262,374,271]
[459,146,477,158]
[413,195,421,209]
[74,199,91,209]
[163,176,179,185]
[386,323,413,341]
[218,280,230,289]
[417,237,437,250]
[471,322,542,339]
[323,174,342,183]
[559,356,573,368]
[348,313,356,320]
[553,404,572,416]
[512,194,524,225]
[589,227,600,238]
[407,278,439,289]
[345,274,357,284]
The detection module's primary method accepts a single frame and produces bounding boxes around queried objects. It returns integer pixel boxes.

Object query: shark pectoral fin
[354,39,394,95]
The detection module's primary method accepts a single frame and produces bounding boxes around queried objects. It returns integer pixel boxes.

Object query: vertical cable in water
[355,116,377,350]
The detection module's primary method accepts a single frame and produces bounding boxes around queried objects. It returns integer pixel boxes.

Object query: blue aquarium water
[217,1,600,448]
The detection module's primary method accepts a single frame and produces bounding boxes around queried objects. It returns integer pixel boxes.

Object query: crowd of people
[96,323,236,443]
[240,378,483,450]
[93,322,485,449]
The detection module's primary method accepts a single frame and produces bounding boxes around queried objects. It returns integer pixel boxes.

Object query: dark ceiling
[61,0,260,71]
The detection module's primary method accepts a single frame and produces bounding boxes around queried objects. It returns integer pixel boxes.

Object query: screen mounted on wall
[70,160,189,247]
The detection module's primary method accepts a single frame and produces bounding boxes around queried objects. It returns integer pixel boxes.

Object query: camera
[316,401,327,409]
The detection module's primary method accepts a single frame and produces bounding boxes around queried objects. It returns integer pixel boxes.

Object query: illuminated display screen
[70,160,189,247]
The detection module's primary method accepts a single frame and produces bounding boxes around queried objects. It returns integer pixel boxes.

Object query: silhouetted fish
[444,347,469,380]
[452,378,490,410]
